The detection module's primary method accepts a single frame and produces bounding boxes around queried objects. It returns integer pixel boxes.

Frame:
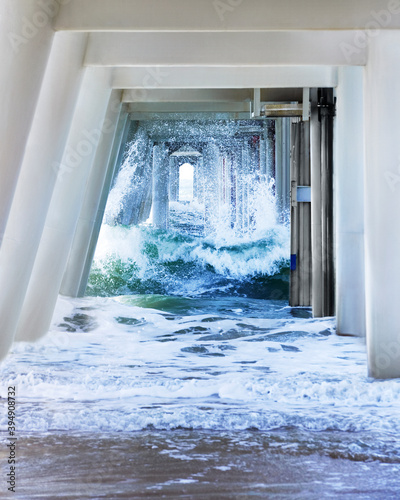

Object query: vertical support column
[275,119,283,212]
[290,121,300,306]
[60,90,123,297]
[0,32,87,359]
[275,118,291,220]
[111,119,135,194]
[193,159,199,201]
[169,156,179,202]
[78,111,130,297]
[320,91,335,317]
[310,90,323,317]
[0,0,55,244]
[335,67,366,337]
[259,126,267,178]
[265,120,275,183]
[117,124,153,227]
[310,89,335,318]
[203,144,219,233]
[15,68,112,342]
[152,144,169,229]
[365,32,400,379]
[239,141,250,232]
[283,118,291,217]
[299,121,312,307]
[290,120,312,307]
[196,156,205,204]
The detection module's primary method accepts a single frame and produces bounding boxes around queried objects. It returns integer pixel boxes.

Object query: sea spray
[89,119,290,298]
[87,223,290,298]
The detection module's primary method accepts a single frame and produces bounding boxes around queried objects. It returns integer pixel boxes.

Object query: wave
[87,223,290,299]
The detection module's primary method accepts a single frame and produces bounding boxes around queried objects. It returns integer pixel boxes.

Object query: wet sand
[3,430,400,499]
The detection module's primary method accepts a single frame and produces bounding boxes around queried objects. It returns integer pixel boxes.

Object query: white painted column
[169,156,179,202]
[60,90,123,297]
[15,68,112,342]
[77,111,130,297]
[364,31,400,379]
[196,157,205,204]
[0,0,55,244]
[0,32,87,360]
[203,144,219,233]
[335,66,366,337]
[152,144,169,229]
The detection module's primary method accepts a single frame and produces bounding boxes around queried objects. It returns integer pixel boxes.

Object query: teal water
[86,224,290,300]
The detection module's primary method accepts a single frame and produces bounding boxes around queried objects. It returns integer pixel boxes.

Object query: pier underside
[1,0,400,378]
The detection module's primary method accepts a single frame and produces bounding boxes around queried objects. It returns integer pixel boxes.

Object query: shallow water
[1,295,400,497]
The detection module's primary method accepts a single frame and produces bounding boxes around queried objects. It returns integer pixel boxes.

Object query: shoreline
[2,429,399,499]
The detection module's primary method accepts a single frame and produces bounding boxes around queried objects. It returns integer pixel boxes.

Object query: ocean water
[2,292,400,498]
[2,218,400,498]
[1,134,400,498]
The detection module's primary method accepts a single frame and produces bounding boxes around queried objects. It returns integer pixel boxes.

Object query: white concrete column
[77,111,130,297]
[364,31,400,379]
[203,144,219,233]
[169,156,179,202]
[0,32,87,360]
[241,142,250,231]
[335,66,366,337]
[0,0,56,244]
[15,68,112,342]
[60,90,123,297]
[152,144,169,229]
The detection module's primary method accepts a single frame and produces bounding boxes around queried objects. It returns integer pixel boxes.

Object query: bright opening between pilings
[179,163,194,202]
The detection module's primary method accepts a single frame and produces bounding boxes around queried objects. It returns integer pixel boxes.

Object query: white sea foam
[2,295,400,446]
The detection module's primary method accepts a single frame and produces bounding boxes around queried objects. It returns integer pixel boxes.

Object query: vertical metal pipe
[310,89,323,318]
[301,121,312,306]
[275,118,283,215]
[289,121,300,306]
[282,118,291,218]
[320,91,335,317]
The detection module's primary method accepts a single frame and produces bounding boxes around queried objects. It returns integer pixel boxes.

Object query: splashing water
[3,121,400,498]
[88,180,289,299]
[88,122,290,299]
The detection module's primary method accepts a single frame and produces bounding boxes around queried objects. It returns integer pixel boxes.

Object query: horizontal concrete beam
[55,0,400,31]
[85,32,366,67]
[122,89,253,103]
[113,66,338,91]
[128,102,252,113]
[130,112,252,121]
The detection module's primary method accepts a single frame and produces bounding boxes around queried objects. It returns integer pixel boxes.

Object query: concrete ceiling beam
[130,112,252,121]
[128,102,252,113]
[55,0,400,31]
[85,32,366,67]
[122,89,254,103]
[113,66,338,91]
